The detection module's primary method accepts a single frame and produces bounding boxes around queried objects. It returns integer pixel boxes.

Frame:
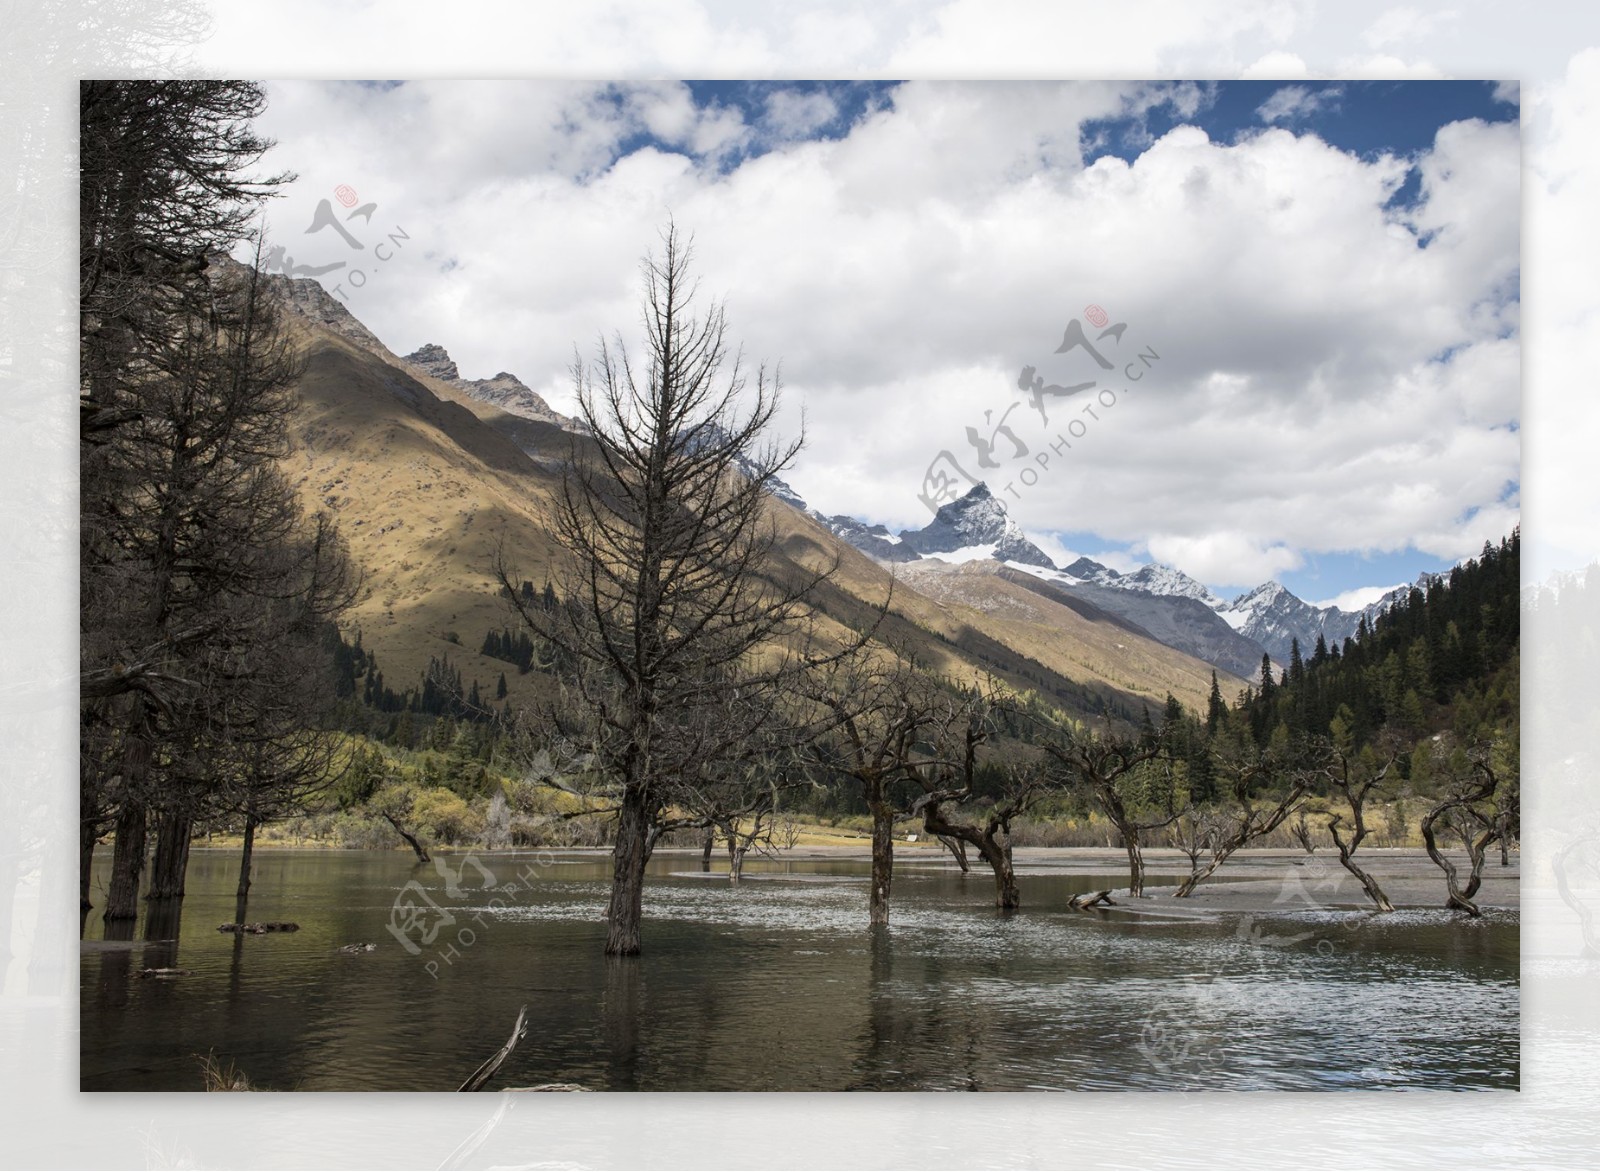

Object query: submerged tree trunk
[235,814,259,921]
[939,835,970,873]
[1173,787,1307,899]
[700,828,715,872]
[105,713,154,921]
[1421,809,1493,917]
[104,802,147,921]
[922,804,1020,910]
[383,813,430,863]
[868,797,894,927]
[605,784,651,956]
[981,839,1019,910]
[80,819,98,918]
[1120,827,1145,899]
[146,809,193,899]
[1327,814,1394,913]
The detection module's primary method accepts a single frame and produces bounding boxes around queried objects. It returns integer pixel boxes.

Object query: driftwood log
[459,1005,529,1092]
[1068,890,1117,911]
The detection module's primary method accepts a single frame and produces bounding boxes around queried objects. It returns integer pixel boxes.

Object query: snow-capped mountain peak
[896,483,1056,569]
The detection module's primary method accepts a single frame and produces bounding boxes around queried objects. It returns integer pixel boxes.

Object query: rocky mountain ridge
[805,480,1434,677]
[403,343,573,430]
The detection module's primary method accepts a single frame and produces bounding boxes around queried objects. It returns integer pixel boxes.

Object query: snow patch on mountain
[895,484,1056,569]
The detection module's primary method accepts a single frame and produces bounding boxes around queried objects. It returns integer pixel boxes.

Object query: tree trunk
[921,804,1019,910]
[939,835,970,873]
[729,844,748,882]
[1121,827,1145,898]
[983,840,1019,910]
[80,818,98,917]
[605,784,651,956]
[868,797,894,927]
[235,814,258,921]
[1421,811,1492,917]
[1335,851,1396,912]
[146,809,193,899]
[1328,818,1394,913]
[700,828,714,871]
[103,802,147,921]
[383,812,430,862]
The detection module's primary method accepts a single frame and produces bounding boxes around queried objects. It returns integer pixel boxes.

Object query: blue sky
[255,79,1520,607]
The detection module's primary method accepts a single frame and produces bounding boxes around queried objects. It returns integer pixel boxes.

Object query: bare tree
[1289,809,1317,855]
[803,653,949,926]
[915,761,1049,911]
[1172,741,1311,898]
[1321,733,1398,913]
[497,224,865,955]
[1420,748,1507,917]
[1040,725,1173,898]
[1166,806,1228,873]
[903,685,1050,911]
[83,252,322,921]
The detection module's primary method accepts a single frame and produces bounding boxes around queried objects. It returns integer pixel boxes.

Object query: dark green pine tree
[495,671,508,700]
[1206,670,1225,736]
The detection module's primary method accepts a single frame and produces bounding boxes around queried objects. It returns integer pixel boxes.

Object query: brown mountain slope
[274,281,1244,720]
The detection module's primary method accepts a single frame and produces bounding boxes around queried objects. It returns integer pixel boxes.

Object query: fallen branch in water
[1068,890,1116,911]
[459,1005,529,1092]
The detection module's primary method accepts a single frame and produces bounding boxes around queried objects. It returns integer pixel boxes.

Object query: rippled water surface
[81,849,1518,1091]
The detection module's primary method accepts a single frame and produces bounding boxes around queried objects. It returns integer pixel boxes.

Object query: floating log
[217,921,300,934]
[337,943,377,954]
[138,967,191,978]
[1068,890,1117,911]
[459,1005,529,1092]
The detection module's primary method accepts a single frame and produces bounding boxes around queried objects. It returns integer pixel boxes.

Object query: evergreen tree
[1206,671,1225,737]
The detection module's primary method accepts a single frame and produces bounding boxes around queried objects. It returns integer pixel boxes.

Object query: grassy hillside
[278,300,1249,725]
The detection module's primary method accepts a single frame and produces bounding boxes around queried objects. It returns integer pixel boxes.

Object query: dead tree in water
[382,813,431,863]
[1167,807,1226,873]
[1420,753,1505,917]
[1040,725,1172,898]
[907,689,1047,911]
[804,654,949,927]
[495,224,868,956]
[1289,809,1316,854]
[1321,733,1398,913]
[1173,743,1310,898]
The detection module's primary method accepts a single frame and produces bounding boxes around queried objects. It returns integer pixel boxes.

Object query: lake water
[80,848,1518,1092]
